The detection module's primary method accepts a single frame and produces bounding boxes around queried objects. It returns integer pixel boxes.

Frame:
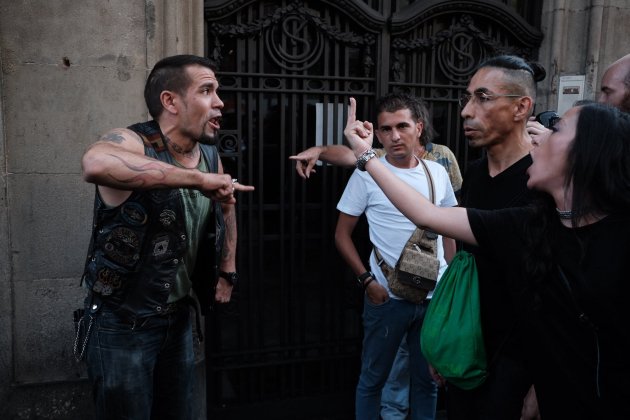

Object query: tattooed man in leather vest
[79,55,253,420]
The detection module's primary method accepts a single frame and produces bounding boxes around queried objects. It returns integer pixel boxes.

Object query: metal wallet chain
[73,313,94,362]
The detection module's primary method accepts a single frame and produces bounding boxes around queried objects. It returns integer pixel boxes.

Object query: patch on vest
[159,209,176,227]
[103,227,141,266]
[152,235,170,257]
[93,267,123,296]
[120,202,148,226]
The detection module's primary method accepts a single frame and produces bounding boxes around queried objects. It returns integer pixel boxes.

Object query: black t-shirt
[468,207,630,419]
[459,155,534,356]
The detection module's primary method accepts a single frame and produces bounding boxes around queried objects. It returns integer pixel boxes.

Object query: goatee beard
[198,133,217,146]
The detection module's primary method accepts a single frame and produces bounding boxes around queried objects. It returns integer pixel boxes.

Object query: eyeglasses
[458,92,523,108]
[535,110,560,129]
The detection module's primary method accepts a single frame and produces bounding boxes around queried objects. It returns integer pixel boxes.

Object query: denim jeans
[356,296,437,420]
[381,337,411,419]
[86,306,194,420]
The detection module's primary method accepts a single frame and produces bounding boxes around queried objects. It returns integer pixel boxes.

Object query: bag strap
[418,158,435,205]
[556,265,601,397]
[556,265,597,330]
[374,246,395,277]
[375,159,438,271]
[409,159,436,245]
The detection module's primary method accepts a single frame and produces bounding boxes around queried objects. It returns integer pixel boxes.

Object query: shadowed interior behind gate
[203,1,542,418]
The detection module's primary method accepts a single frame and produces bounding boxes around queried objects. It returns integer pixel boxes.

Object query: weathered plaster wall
[0,39,12,415]
[536,0,630,112]
[0,0,204,418]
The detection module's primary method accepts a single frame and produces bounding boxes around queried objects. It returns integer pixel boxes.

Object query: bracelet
[357,271,374,288]
[356,148,376,171]
[362,277,375,290]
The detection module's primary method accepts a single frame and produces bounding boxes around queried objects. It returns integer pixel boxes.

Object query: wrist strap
[356,149,376,171]
[357,271,374,288]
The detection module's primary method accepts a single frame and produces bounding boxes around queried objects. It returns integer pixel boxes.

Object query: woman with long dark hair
[344,98,630,418]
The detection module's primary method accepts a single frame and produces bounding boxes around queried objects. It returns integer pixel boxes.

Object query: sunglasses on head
[535,111,560,129]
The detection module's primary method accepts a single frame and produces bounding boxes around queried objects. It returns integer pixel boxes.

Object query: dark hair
[375,93,435,145]
[567,103,630,218]
[477,55,546,101]
[144,55,217,119]
[523,103,630,280]
[572,99,596,107]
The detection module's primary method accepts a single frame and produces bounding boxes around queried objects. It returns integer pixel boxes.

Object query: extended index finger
[234,183,255,192]
[347,97,357,125]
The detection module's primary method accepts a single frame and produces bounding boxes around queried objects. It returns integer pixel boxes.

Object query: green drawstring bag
[420,251,487,390]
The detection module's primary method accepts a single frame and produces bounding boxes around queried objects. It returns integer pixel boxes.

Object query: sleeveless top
[81,120,225,319]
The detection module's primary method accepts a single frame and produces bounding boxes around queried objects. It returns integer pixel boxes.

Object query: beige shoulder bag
[374,159,440,303]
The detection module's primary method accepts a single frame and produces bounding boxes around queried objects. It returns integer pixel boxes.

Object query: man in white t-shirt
[335,93,457,420]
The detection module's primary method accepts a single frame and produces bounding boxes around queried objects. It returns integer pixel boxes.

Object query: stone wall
[536,0,630,112]
[0,0,203,418]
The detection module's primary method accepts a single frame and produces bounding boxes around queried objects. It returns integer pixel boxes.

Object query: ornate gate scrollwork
[203,1,542,417]
[390,2,543,83]
[265,13,324,71]
[208,0,376,72]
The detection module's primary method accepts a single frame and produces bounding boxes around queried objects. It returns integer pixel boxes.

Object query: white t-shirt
[337,156,457,299]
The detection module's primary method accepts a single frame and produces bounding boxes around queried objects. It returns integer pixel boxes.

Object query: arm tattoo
[106,154,171,188]
[222,209,236,261]
[98,129,144,146]
[100,131,126,144]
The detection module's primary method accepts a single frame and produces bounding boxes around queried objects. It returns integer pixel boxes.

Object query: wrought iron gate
[203,1,542,418]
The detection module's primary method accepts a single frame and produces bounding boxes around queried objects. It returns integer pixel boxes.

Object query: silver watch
[356,149,376,171]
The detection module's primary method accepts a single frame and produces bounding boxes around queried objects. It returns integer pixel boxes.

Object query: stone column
[146,0,206,68]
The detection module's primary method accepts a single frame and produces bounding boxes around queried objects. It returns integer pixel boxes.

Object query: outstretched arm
[289,144,357,179]
[343,98,477,245]
[82,128,253,206]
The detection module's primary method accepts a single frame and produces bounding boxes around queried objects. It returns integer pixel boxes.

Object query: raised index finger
[347,97,357,125]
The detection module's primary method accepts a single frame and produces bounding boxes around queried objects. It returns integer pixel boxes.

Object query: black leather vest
[82,121,225,319]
